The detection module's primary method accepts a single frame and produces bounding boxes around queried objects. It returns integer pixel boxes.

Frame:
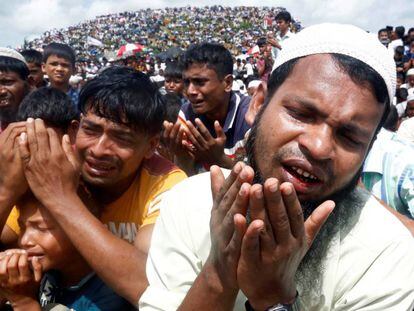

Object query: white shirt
[398,117,414,143]
[272,30,294,60]
[140,171,414,311]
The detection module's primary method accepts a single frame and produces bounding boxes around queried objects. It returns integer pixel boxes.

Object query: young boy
[0,191,134,311]
[42,43,79,106]
[20,49,47,89]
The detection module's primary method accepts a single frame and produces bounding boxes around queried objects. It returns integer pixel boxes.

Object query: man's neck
[89,169,139,204]
[205,93,231,123]
[280,28,288,37]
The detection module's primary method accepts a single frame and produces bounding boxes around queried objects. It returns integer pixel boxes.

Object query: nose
[19,229,35,249]
[186,82,198,97]
[298,123,335,161]
[89,134,113,158]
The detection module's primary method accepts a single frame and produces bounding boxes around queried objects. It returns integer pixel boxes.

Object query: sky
[0,0,413,48]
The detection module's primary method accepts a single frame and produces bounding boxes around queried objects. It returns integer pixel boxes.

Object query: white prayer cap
[248,80,261,89]
[0,47,27,66]
[407,68,414,76]
[407,93,414,103]
[273,23,396,102]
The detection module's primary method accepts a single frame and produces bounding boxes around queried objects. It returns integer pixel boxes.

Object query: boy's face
[164,76,184,95]
[27,62,44,88]
[18,199,77,272]
[42,55,73,86]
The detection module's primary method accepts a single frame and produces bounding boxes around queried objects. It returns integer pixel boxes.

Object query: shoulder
[142,153,184,177]
[347,193,414,250]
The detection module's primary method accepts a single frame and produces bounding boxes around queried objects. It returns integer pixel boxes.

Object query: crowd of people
[0,7,414,311]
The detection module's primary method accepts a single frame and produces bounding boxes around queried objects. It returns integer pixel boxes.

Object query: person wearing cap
[0,48,32,132]
[400,68,414,96]
[139,24,414,310]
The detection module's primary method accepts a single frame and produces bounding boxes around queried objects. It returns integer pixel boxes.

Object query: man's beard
[245,122,368,304]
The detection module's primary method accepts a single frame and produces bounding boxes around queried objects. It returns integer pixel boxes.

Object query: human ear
[245,82,267,126]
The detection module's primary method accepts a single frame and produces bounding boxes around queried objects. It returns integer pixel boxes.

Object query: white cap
[273,23,396,103]
[407,93,414,103]
[407,68,414,76]
[0,47,27,66]
[248,80,262,89]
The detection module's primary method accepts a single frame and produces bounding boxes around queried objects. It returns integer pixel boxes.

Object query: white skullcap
[407,68,414,76]
[248,80,262,89]
[273,23,396,103]
[0,47,27,66]
[407,93,414,102]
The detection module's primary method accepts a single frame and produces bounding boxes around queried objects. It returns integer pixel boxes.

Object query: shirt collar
[222,92,241,132]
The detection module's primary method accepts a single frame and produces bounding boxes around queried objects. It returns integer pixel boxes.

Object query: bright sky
[1,0,413,47]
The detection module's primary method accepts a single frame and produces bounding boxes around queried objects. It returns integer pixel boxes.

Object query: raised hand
[18,118,80,208]
[0,122,28,204]
[237,178,335,310]
[206,162,254,294]
[185,118,233,168]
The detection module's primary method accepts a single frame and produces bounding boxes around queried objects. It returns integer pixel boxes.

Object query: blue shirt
[39,270,134,311]
[67,87,80,110]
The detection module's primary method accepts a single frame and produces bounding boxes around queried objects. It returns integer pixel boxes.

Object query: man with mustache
[0,48,31,132]
[140,24,414,310]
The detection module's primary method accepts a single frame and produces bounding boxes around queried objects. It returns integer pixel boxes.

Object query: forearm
[42,194,146,304]
[178,263,238,311]
[10,297,41,311]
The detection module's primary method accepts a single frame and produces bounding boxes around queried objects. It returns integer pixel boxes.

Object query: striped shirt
[362,128,414,218]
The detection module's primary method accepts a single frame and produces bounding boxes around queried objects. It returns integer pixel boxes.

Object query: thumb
[62,134,80,172]
[304,200,335,247]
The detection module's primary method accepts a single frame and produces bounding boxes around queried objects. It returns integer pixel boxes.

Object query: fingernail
[20,132,27,142]
[239,183,248,196]
[284,184,293,195]
[255,188,263,199]
[240,168,248,180]
[234,163,242,174]
[27,118,34,123]
[268,180,278,193]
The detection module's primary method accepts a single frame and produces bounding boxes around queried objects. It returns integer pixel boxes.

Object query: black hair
[182,43,233,79]
[16,87,79,131]
[257,37,267,47]
[0,56,29,80]
[79,66,165,136]
[395,45,404,55]
[378,28,388,35]
[42,43,76,68]
[162,93,182,123]
[20,49,43,66]
[395,26,405,39]
[275,11,292,23]
[164,61,183,79]
[383,105,399,132]
[396,87,408,102]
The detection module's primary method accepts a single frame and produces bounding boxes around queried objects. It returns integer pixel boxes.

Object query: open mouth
[284,165,321,184]
[85,160,116,177]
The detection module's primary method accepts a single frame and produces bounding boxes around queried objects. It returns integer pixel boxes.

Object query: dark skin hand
[237,178,335,310]
[178,163,254,310]
[184,118,234,169]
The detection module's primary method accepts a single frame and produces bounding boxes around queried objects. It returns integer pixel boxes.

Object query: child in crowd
[20,49,47,88]
[42,43,79,106]
[0,191,134,311]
